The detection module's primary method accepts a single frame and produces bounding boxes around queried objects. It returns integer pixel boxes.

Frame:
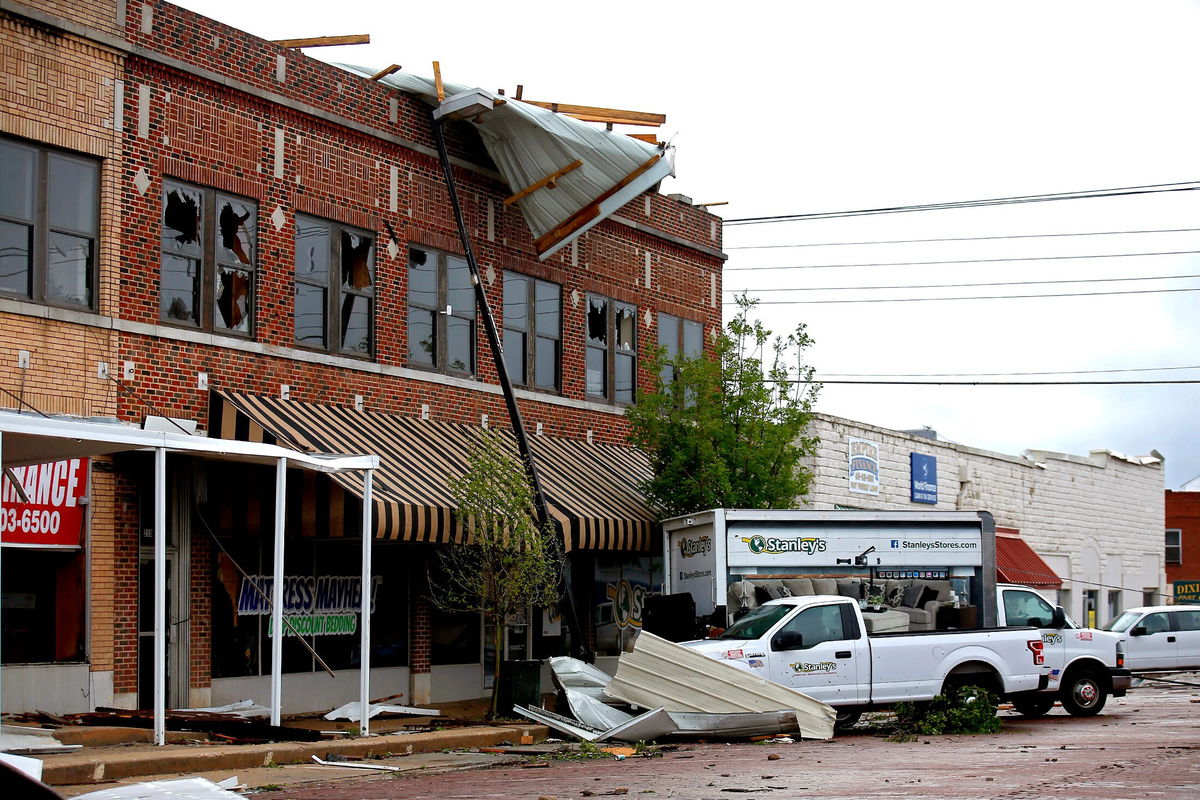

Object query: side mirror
[1130,626,1148,637]
[1051,606,1067,629]
[772,630,804,651]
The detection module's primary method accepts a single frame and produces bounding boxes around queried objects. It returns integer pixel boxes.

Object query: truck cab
[996,584,1130,716]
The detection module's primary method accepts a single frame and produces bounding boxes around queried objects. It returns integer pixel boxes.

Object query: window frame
[406,245,476,376]
[503,272,562,392]
[293,213,376,358]
[657,312,705,390]
[160,179,258,336]
[585,293,637,404]
[0,137,99,310]
[1166,528,1182,565]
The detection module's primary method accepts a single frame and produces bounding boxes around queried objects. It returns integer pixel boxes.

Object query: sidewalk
[18,699,552,789]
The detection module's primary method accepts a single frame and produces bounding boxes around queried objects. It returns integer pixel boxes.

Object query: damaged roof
[336,64,674,260]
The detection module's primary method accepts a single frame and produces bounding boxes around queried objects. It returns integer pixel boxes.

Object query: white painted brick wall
[800,413,1165,625]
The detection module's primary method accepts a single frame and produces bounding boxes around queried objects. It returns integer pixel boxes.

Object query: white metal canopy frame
[0,411,380,745]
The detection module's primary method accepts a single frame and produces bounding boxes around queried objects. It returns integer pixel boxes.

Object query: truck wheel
[834,708,863,731]
[1010,695,1055,718]
[1060,669,1107,716]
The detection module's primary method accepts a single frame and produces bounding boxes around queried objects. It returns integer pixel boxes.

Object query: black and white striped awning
[209,391,657,552]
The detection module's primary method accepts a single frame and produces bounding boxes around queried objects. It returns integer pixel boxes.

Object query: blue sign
[910,453,937,504]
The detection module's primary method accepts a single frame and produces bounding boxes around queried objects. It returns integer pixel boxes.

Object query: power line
[724,226,1200,250]
[727,273,1200,294]
[724,249,1200,273]
[724,180,1200,225]
[773,378,1200,386]
[817,365,1200,378]
[724,286,1200,305]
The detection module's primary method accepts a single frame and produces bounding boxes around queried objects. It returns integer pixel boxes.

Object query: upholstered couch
[726,577,953,632]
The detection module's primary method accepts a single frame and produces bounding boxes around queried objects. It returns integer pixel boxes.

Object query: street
[263,681,1199,800]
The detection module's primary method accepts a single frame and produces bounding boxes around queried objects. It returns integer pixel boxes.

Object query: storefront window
[207,465,409,678]
[1,549,85,663]
[592,555,662,657]
[431,608,481,665]
[1,458,89,664]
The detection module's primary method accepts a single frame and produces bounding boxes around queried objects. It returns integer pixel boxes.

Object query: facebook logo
[890,539,899,548]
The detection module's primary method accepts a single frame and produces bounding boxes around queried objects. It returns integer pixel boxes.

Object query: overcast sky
[179,1,1200,489]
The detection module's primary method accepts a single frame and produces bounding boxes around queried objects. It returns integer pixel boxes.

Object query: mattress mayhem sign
[0,459,88,548]
[237,575,381,636]
[848,437,880,495]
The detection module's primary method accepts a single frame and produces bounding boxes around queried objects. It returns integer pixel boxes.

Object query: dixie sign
[1,458,88,548]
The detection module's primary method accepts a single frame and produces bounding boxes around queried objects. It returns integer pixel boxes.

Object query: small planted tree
[436,428,563,718]
[626,295,821,516]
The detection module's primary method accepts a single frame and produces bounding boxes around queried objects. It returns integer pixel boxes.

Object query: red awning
[995,528,1062,588]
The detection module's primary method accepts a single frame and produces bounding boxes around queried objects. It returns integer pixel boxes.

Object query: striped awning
[995,528,1062,588]
[209,391,657,551]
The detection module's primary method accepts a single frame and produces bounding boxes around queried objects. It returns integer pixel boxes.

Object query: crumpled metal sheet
[336,64,674,260]
[603,631,836,740]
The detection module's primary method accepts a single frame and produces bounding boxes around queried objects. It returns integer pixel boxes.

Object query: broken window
[586,294,637,403]
[293,214,375,356]
[503,273,561,391]
[161,180,256,334]
[406,245,474,375]
[0,138,97,308]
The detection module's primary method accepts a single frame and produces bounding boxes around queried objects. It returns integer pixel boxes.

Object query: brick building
[1165,482,1200,603]
[1,1,723,714]
[802,414,1165,628]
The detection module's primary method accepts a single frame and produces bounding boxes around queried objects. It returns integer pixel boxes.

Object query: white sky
[178,0,1200,489]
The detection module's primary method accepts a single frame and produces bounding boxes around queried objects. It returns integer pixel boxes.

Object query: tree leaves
[626,296,820,516]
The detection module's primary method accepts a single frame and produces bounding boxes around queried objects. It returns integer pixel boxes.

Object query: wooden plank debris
[370,64,402,81]
[521,100,665,128]
[433,61,445,102]
[272,35,370,49]
[504,160,583,206]
[533,154,662,255]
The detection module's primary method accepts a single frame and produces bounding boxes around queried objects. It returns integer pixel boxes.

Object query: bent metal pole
[428,111,592,662]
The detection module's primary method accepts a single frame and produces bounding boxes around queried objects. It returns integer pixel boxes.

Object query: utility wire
[724,249,1200,272]
[727,273,1200,294]
[817,365,1200,378]
[769,378,1200,386]
[725,180,1200,225]
[725,286,1200,305]
[725,226,1200,250]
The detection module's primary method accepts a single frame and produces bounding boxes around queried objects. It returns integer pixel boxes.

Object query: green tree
[626,295,820,516]
[436,428,563,718]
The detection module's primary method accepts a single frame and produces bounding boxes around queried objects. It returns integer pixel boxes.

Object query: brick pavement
[264,683,1200,800]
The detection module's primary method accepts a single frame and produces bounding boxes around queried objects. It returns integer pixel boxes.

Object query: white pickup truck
[995,584,1130,717]
[682,594,1050,729]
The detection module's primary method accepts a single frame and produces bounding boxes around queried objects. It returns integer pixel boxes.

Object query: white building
[802,413,1165,628]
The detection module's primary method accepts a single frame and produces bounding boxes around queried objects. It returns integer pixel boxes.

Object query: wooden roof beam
[272,34,370,49]
[370,64,402,81]
[521,100,666,127]
[504,160,583,206]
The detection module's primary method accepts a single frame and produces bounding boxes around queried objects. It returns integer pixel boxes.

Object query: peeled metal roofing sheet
[336,64,673,260]
[603,632,836,740]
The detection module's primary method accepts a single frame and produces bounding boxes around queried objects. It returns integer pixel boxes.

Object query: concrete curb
[37,724,549,786]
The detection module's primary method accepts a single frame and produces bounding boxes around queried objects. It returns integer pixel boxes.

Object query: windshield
[720,604,792,639]
[1103,611,1141,633]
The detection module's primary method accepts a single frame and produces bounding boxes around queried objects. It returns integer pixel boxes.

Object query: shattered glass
[163,184,202,255]
[216,265,251,332]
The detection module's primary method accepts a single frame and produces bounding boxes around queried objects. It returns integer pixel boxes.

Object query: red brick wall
[190,529,212,690]
[1166,490,1200,590]
[111,464,142,695]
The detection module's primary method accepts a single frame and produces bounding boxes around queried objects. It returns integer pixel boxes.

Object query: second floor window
[1166,529,1182,565]
[1,138,98,309]
[162,180,257,333]
[407,246,475,374]
[503,273,561,391]
[294,215,375,356]
[586,295,636,403]
[658,313,704,384]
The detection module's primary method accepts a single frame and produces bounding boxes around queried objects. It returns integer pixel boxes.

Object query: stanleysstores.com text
[899,541,978,549]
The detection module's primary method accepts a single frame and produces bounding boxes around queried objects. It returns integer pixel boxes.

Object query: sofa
[726,577,953,632]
